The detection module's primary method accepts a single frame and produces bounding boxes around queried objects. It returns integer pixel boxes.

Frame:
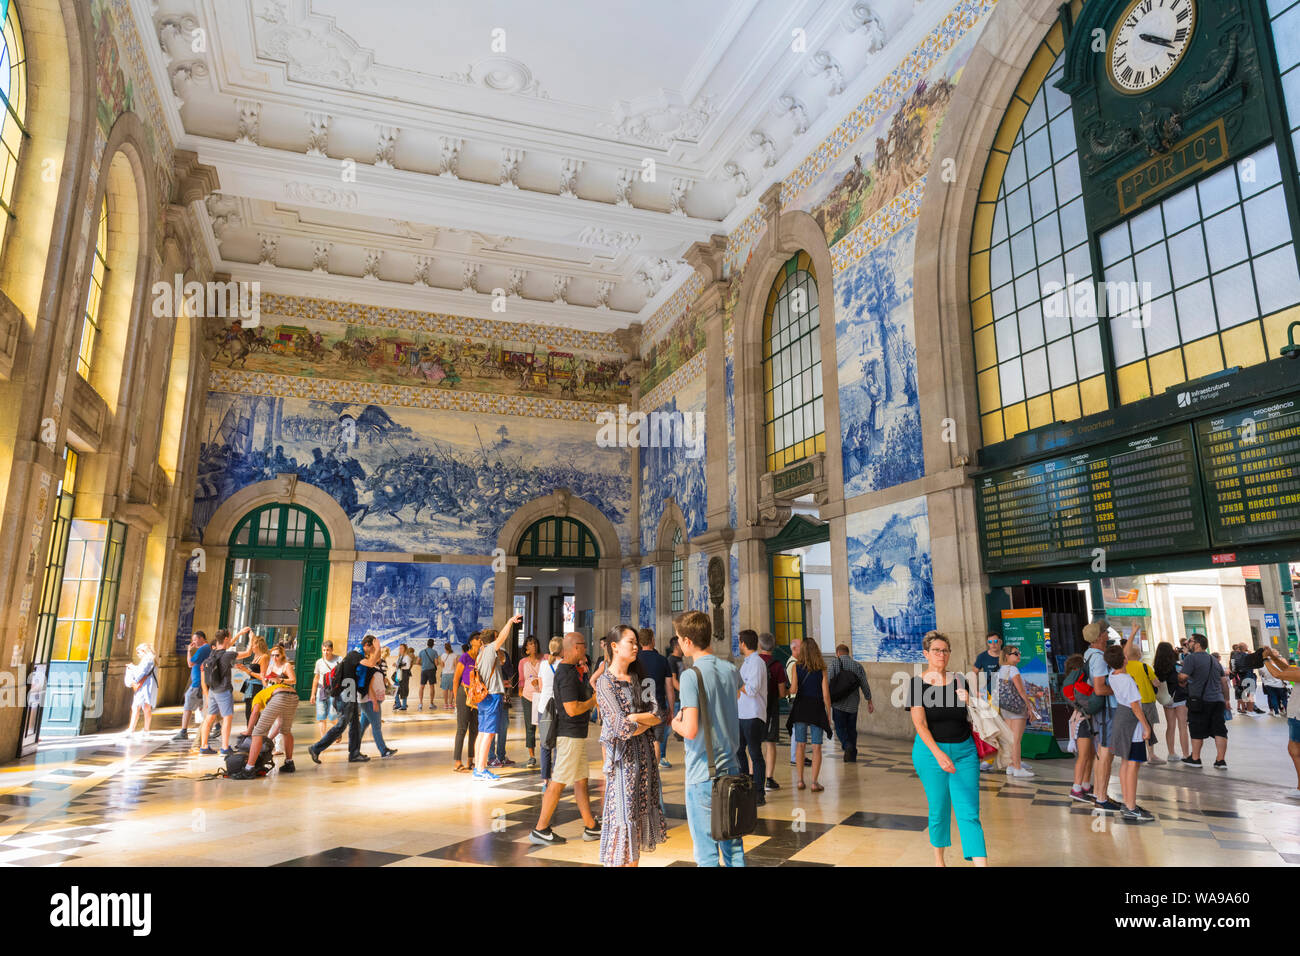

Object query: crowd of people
[160,610,1299,865]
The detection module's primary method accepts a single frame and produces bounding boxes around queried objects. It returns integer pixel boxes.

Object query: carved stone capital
[171,149,220,205]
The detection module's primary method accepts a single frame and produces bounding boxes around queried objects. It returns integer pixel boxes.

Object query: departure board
[1196,395,1300,546]
[978,424,1208,572]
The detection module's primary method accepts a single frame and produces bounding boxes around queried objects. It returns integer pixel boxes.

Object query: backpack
[225,739,274,778]
[828,657,858,704]
[324,660,348,699]
[1062,667,1103,715]
[466,652,496,708]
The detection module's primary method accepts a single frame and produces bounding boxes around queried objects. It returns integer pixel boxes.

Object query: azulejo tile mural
[638,567,655,630]
[846,495,934,663]
[209,313,632,406]
[640,304,708,396]
[621,569,633,623]
[638,374,708,554]
[349,562,495,654]
[836,221,924,498]
[196,393,630,556]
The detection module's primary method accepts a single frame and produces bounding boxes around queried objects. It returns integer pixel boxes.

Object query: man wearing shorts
[197,629,239,755]
[758,632,787,791]
[418,639,439,710]
[1179,633,1231,768]
[230,677,298,778]
[173,630,210,741]
[311,641,340,737]
[529,632,601,846]
[1078,620,1120,812]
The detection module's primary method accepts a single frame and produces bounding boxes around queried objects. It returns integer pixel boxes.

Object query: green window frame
[670,527,684,613]
[228,503,332,556]
[515,516,599,568]
[77,198,109,380]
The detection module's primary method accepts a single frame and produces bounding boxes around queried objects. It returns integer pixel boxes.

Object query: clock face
[1108,0,1196,93]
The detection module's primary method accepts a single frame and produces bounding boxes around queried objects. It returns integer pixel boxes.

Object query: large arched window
[0,3,27,256]
[762,251,824,472]
[76,197,108,380]
[971,18,1300,445]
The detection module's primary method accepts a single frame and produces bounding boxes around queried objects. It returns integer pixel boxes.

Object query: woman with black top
[1153,641,1189,761]
[907,631,987,866]
[786,639,833,792]
[233,632,269,723]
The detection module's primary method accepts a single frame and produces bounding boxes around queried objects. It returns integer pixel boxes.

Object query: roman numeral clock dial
[1108,0,1195,93]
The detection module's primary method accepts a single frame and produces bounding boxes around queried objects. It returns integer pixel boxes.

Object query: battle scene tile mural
[349,561,495,653]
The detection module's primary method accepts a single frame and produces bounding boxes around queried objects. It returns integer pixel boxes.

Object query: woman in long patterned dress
[595,625,668,867]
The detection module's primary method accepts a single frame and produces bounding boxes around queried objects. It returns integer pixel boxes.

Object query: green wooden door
[297,558,328,699]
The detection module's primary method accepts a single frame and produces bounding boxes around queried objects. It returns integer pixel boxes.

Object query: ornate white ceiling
[136,0,945,332]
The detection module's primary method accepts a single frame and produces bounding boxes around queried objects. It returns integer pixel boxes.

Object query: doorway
[513,513,601,670]
[766,513,832,651]
[219,504,330,698]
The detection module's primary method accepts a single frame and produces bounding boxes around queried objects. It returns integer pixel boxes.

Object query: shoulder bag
[466,651,497,708]
[689,665,757,842]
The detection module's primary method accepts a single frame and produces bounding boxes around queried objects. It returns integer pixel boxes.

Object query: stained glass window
[762,251,825,472]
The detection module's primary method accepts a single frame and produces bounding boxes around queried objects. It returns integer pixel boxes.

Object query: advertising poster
[1000,609,1052,737]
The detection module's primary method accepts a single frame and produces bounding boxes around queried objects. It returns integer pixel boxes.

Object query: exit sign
[1211,553,1237,565]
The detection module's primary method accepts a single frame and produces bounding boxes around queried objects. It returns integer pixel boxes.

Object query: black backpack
[828,657,858,704]
[225,739,274,777]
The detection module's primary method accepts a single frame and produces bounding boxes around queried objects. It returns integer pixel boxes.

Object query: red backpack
[1062,667,1103,715]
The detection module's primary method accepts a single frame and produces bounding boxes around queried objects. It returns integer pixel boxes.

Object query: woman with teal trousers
[907,631,988,866]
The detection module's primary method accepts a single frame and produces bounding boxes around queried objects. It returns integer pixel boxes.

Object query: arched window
[0,3,27,256]
[76,198,108,380]
[971,19,1300,445]
[515,516,599,567]
[229,503,331,554]
[670,527,684,613]
[762,251,824,472]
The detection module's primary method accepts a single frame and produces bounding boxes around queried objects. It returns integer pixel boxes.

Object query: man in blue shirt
[671,610,744,867]
[636,627,672,768]
[173,631,210,741]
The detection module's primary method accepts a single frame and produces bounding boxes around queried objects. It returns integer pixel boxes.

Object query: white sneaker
[979,761,996,773]
[1006,765,1035,778]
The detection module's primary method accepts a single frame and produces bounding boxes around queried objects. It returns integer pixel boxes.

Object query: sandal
[797,780,806,790]
[811,783,824,793]
[453,763,469,773]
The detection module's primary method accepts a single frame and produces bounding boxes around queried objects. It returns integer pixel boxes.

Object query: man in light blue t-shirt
[671,610,744,868]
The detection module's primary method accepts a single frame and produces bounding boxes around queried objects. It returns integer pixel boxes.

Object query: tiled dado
[209,369,617,422]
[259,293,627,356]
[640,350,708,413]
[830,177,927,272]
[781,0,996,204]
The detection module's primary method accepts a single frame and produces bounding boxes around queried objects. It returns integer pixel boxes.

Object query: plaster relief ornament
[257,233,278,267]
[844,3,889,52]
[205,193,242,236]
[306,111,331,157]
[312,241,332,273]
[748,130,778,168]
[375,125,400,168]
[577,226,640,251]
[723,161,751,197]
[158,14,200,65]
[283,182,358,209]
[412,255,433,287]
[669,177,694,216]
[168,61,209,109]
[439,136,463,178]
[252,0,378,90]
[552,275,572,304]
[776,94,810,135]
[440,56,548,97]
[595,279,614,310]
[559,158,585,199]
[507,268,526,298]
[807,51,846,96]
[235,99,262,146]
[461,262,480,293]
[500,148,524,189]
[614,167,635,208]
[362,248,382,280]
[604,91,714,148]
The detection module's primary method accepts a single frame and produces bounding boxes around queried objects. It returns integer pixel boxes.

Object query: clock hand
[1139,32,1175,48]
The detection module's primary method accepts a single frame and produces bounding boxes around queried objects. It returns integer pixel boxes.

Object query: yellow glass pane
[814,432,825,453]
[974,324,998,371]
[773,578,786,599]
[1003,401,1029,440]
[1219,322,1264,370]
[75,581,97,620]
[981,410,1005,445]
[977,367,1001,414]
[1116,360,1150,405]
[979,153,1008,204]
[971,294,994,331]
[59,580,78,615]
[1148,348,1187,397]
[1263,304,1300,356]
[993,96,1030,153]
[68,620,93,662]
[1181,335,1224,380]
[1016,41,1059,105]
[971,205,995,259]
[969,249,991,299]
[1051,385,1082,424]
[1045,20,1066,56]
[1027,393,1054,429]
[1080,375,1109,416]
[52,621,72,661]
[787,579,802,600]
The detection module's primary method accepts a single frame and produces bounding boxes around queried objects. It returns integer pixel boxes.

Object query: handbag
[689,665,757,842]
[996,670,1025,715]
[1153,665,1173,706]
